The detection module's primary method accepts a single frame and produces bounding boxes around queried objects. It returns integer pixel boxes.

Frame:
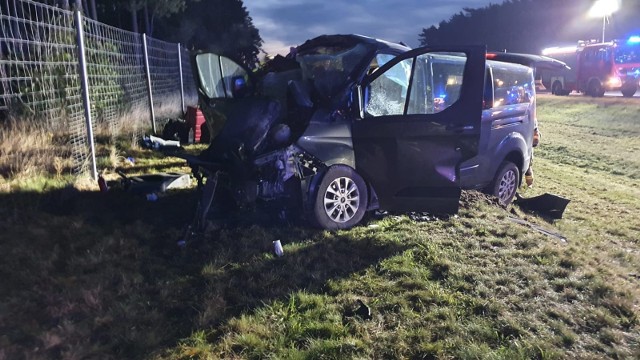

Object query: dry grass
[0,95,192,187]
[0,118,74,181]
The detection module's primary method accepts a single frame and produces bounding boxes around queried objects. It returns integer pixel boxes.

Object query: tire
[488,161,519,206]
[551,81,562,96]
[588,79,605,97]
[311,165,368,230]
[621,85,637,98]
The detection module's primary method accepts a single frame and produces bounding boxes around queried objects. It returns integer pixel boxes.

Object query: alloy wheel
[323,177,360,223]
[498,169,517,205]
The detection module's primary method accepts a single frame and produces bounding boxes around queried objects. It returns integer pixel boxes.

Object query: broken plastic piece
[515,193,570,219]
[98,175,109,192]
[355,299,372,320]
[142,135,181,149]
[273,240,284,257]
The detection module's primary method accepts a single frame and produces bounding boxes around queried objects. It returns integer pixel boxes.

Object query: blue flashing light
[628,36,640,44]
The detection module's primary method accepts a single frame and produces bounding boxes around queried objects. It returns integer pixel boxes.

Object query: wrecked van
[179,34,542,230]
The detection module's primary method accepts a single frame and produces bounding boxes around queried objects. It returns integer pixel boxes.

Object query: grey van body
[185,34,538,229]
[460,61,536,191]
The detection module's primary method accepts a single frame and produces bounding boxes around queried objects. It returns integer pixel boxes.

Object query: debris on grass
[507,216,568,242]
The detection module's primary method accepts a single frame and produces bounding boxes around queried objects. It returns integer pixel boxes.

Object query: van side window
[365,52,467,117]
[418,53,466,114]
[492,66,533,107]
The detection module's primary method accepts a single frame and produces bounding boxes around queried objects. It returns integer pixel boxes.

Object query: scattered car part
[514,193,570,219]
[507,217,567,242]
[142,134,180,149]
[115,170,191,194]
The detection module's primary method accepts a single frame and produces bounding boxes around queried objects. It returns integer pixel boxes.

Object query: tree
[94,0,262,68]
[97,0,195,35]
[157,0,263,69]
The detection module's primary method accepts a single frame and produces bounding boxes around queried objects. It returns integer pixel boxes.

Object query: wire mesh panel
[0,0,87,173]
[82,17,149,136]
[1,0,201,178]
[147,37,183,121]
[181,46,198,109]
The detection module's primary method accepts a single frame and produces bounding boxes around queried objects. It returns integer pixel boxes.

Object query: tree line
[29,0,640,69]
[419,0,640,53]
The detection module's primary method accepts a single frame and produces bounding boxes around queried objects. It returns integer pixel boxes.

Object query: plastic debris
[146,193,158,201]
[507,217,567,242]
[97,175,109,192]
[141,135,180,149]
[355,299,372,320]
[515,193,570,219]
[273,240,284,257]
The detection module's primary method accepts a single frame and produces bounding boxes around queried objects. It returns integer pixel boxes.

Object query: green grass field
[0,94,638,359]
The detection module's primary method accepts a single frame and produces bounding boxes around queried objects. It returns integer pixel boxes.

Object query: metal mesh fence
[83,17,149,136]
[0,0,88,172]
[147,37,181,122]
[0,0,199,177]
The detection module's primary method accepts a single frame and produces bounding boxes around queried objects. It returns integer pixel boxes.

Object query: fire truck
[540,36,640,97]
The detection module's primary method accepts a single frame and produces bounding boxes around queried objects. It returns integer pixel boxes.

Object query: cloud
[244,0,498,55]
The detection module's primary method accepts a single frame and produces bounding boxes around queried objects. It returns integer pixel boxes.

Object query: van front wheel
[488,162,519,206]
[311,165,368,230]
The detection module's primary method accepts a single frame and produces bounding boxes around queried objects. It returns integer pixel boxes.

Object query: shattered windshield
[298,43,370,100]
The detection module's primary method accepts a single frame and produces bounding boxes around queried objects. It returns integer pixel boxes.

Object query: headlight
[608,77,622,87]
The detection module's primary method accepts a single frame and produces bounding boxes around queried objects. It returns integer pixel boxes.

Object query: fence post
[142,34,156,134]
[178,43,185,115]
[74,10,98,180]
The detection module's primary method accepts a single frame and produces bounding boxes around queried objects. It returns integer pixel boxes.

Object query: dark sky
[243,0,500,56]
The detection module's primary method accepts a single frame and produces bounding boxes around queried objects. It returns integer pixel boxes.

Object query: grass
[0,94,638,359]
[0,95,187,191]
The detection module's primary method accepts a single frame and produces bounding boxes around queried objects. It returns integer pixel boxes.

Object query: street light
[588,0,620,42]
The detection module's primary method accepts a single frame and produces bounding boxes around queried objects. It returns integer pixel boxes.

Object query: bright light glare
[588,0,620,17]
[608,77,622,87]
[628,36,640,44]
[542,46,578,56]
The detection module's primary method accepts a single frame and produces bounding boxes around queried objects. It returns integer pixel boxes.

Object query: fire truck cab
[541,36,640,97]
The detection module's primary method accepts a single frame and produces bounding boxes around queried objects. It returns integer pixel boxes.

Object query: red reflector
[486,53,497,59]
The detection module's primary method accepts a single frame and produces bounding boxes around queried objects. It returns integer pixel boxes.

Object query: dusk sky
[243,0,501,56]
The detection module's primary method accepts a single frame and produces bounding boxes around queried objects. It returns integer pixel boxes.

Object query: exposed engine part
[253,145,327,200]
